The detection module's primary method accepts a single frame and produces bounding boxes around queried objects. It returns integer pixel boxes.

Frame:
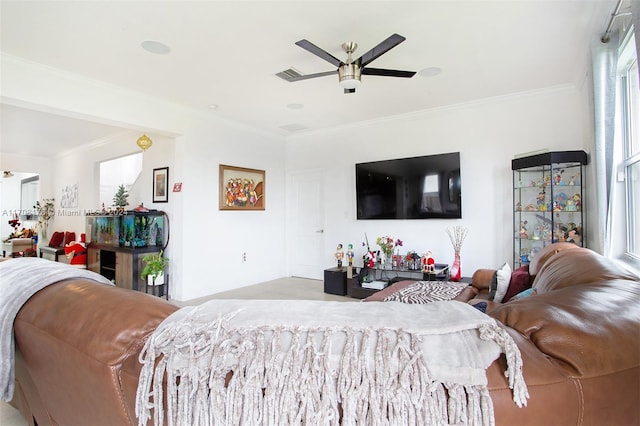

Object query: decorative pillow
[509,287,536,301]
[48,231,64,248]
[502,265,532,303]
[493,262,512,303]
[64,231,76,246]
[471,301,488,313]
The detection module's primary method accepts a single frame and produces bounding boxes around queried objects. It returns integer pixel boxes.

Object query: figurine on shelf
[568,175,577,186]
[346,243,355,266]
[572,194,581,210]
[515,201,522,212]
[422,250,435,273]
[519,221,529,239]
[537,190,547,211]
[566,227,582,245]
[554,193,567,211]
[335,244,344,269]
[363,250,376,268]
[554,169,565,185]
[565,198,576,211]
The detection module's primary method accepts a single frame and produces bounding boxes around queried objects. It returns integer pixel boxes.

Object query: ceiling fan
[286,33,416,94]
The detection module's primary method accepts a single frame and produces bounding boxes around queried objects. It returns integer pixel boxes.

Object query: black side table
[324,267,347,296]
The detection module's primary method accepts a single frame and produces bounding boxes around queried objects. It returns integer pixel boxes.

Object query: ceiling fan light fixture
[338,64,362,89]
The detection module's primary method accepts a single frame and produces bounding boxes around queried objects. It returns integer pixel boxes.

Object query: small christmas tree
[113,184,129,208]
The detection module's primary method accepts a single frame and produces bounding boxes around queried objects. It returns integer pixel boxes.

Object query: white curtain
[591,31,619,256]
[634,1,640,84]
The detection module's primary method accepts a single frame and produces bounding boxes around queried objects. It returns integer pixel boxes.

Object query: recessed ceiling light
[207,104,219,110]
[141,40,171,55]
[419,67,442,77]
[287,103,304,110]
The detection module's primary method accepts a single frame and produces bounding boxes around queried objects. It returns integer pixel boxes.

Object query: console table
[347,264,450,299]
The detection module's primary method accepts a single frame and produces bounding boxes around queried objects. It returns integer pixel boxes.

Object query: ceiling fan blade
[357,34,406,67]
[362,68,416,78]
[295,39,343,67]
[344,88,356,94]
[288,70,336,82]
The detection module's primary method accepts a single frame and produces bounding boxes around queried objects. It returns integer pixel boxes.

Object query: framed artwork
[60,183,78,208]
[153,167,169,203]
[219,164,265,210]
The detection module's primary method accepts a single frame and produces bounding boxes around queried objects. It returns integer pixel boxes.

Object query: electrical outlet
[242,252,247,262]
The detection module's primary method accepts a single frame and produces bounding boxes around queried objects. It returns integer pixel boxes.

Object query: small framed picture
[153,167,169,203]
[219,164,265,210]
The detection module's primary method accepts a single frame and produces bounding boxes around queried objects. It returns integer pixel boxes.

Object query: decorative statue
[64,234,87,267]
[537,190,547,211]
[363,250,376,268]
[346,244,355,266]
[335,244,344,268]
[422,250,435,273]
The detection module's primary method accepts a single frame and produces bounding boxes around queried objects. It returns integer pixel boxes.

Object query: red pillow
[502,265,532,302]
[48,231,64,248]
[64,231,76,246]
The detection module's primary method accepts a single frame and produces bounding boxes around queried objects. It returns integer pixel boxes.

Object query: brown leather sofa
[8,243,640,425]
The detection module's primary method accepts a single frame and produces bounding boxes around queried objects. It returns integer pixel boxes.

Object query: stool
[39,246,66,261]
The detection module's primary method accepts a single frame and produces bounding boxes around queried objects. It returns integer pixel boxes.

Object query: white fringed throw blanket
[0,257,113,401]
[136,299,528,426]
[384,281,470,304]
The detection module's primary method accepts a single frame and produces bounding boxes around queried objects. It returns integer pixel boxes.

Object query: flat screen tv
[356,152,462,220]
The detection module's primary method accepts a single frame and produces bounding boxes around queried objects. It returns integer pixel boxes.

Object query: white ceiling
[0,1,619,157]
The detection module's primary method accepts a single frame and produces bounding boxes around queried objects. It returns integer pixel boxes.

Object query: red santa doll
[422,250,435,273]
[64,233,87,268]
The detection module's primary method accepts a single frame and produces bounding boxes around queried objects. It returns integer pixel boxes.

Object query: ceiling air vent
[275,67,304,82]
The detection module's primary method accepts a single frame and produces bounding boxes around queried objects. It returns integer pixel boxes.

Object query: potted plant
[141,250,169,286]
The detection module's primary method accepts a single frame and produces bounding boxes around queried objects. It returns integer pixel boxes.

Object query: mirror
[21,175,40,219]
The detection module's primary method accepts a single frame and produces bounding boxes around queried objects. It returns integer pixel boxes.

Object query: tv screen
[356,152,462,219]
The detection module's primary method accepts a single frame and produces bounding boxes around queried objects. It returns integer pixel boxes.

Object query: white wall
[285,85,594,276]
[175,121,286,301]
[1,55,286,301]
[2,54,596,300]
[51,131,175,242]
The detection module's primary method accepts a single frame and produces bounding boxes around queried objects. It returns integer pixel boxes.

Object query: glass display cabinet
[512,151,587,269]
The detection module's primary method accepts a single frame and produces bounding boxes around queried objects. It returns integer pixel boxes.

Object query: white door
[288,169,324,279]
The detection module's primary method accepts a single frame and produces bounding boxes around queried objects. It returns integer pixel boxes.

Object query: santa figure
[64,233,87,268]
[422,250,435,273]
[364,250,376,268]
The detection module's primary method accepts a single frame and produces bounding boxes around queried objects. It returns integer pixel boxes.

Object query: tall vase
[386,254,393,269]
[450,251,461,282]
